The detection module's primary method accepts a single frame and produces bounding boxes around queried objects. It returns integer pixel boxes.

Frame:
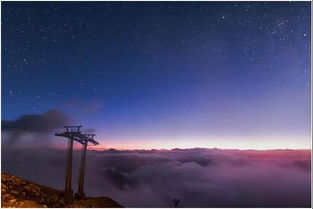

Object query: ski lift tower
[75,133,99,199]
[173,199,180,208]
[55,125,82,201]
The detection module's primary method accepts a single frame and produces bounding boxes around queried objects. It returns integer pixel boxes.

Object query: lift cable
[2,126,56,133]
[2,126,107,149]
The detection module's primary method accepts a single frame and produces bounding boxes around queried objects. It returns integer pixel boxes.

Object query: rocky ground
[1,172,122,208]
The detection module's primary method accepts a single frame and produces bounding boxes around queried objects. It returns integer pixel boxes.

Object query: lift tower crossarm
[82,134,99,145]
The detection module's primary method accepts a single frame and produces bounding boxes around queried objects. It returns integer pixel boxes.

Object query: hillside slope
[1,172,122,208]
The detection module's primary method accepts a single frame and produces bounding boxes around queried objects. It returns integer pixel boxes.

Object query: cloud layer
[2,110,69,148]
[2,146,311,207]
[1,111,311,207]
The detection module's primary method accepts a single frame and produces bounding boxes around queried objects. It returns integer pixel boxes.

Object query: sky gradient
[2,2,311,149]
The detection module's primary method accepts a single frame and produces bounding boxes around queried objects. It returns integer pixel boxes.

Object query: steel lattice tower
[55,125,82,201]
[55,126,99,201]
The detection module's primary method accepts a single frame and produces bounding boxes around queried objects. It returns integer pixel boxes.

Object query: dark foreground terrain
[1,172,122,208]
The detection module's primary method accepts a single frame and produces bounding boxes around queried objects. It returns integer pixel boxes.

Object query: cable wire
[2,125,104,148]
[2,126,56,133]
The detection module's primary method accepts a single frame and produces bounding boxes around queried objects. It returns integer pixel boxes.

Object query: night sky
[2,2,311,149]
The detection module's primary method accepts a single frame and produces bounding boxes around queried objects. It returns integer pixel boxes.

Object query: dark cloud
[102,168,138,190]
[1,110,69,148]
[2,110,69,130]
[291,159,311,172]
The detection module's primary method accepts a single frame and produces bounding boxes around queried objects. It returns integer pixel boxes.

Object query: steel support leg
[75,141,87,199]
[64,138,74,201]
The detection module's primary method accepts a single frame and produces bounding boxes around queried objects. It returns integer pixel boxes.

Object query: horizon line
[37,146,312,152]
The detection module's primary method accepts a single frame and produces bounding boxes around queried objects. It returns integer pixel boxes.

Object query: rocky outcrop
[1,172,122,208]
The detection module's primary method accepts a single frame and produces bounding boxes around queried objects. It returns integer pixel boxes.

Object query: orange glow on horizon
[89,135,312,151]
[52,135,311,151]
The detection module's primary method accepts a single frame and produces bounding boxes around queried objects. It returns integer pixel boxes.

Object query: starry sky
[2,2,311,149]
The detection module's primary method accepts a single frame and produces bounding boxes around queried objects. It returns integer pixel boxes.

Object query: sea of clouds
[2,110,311,207]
